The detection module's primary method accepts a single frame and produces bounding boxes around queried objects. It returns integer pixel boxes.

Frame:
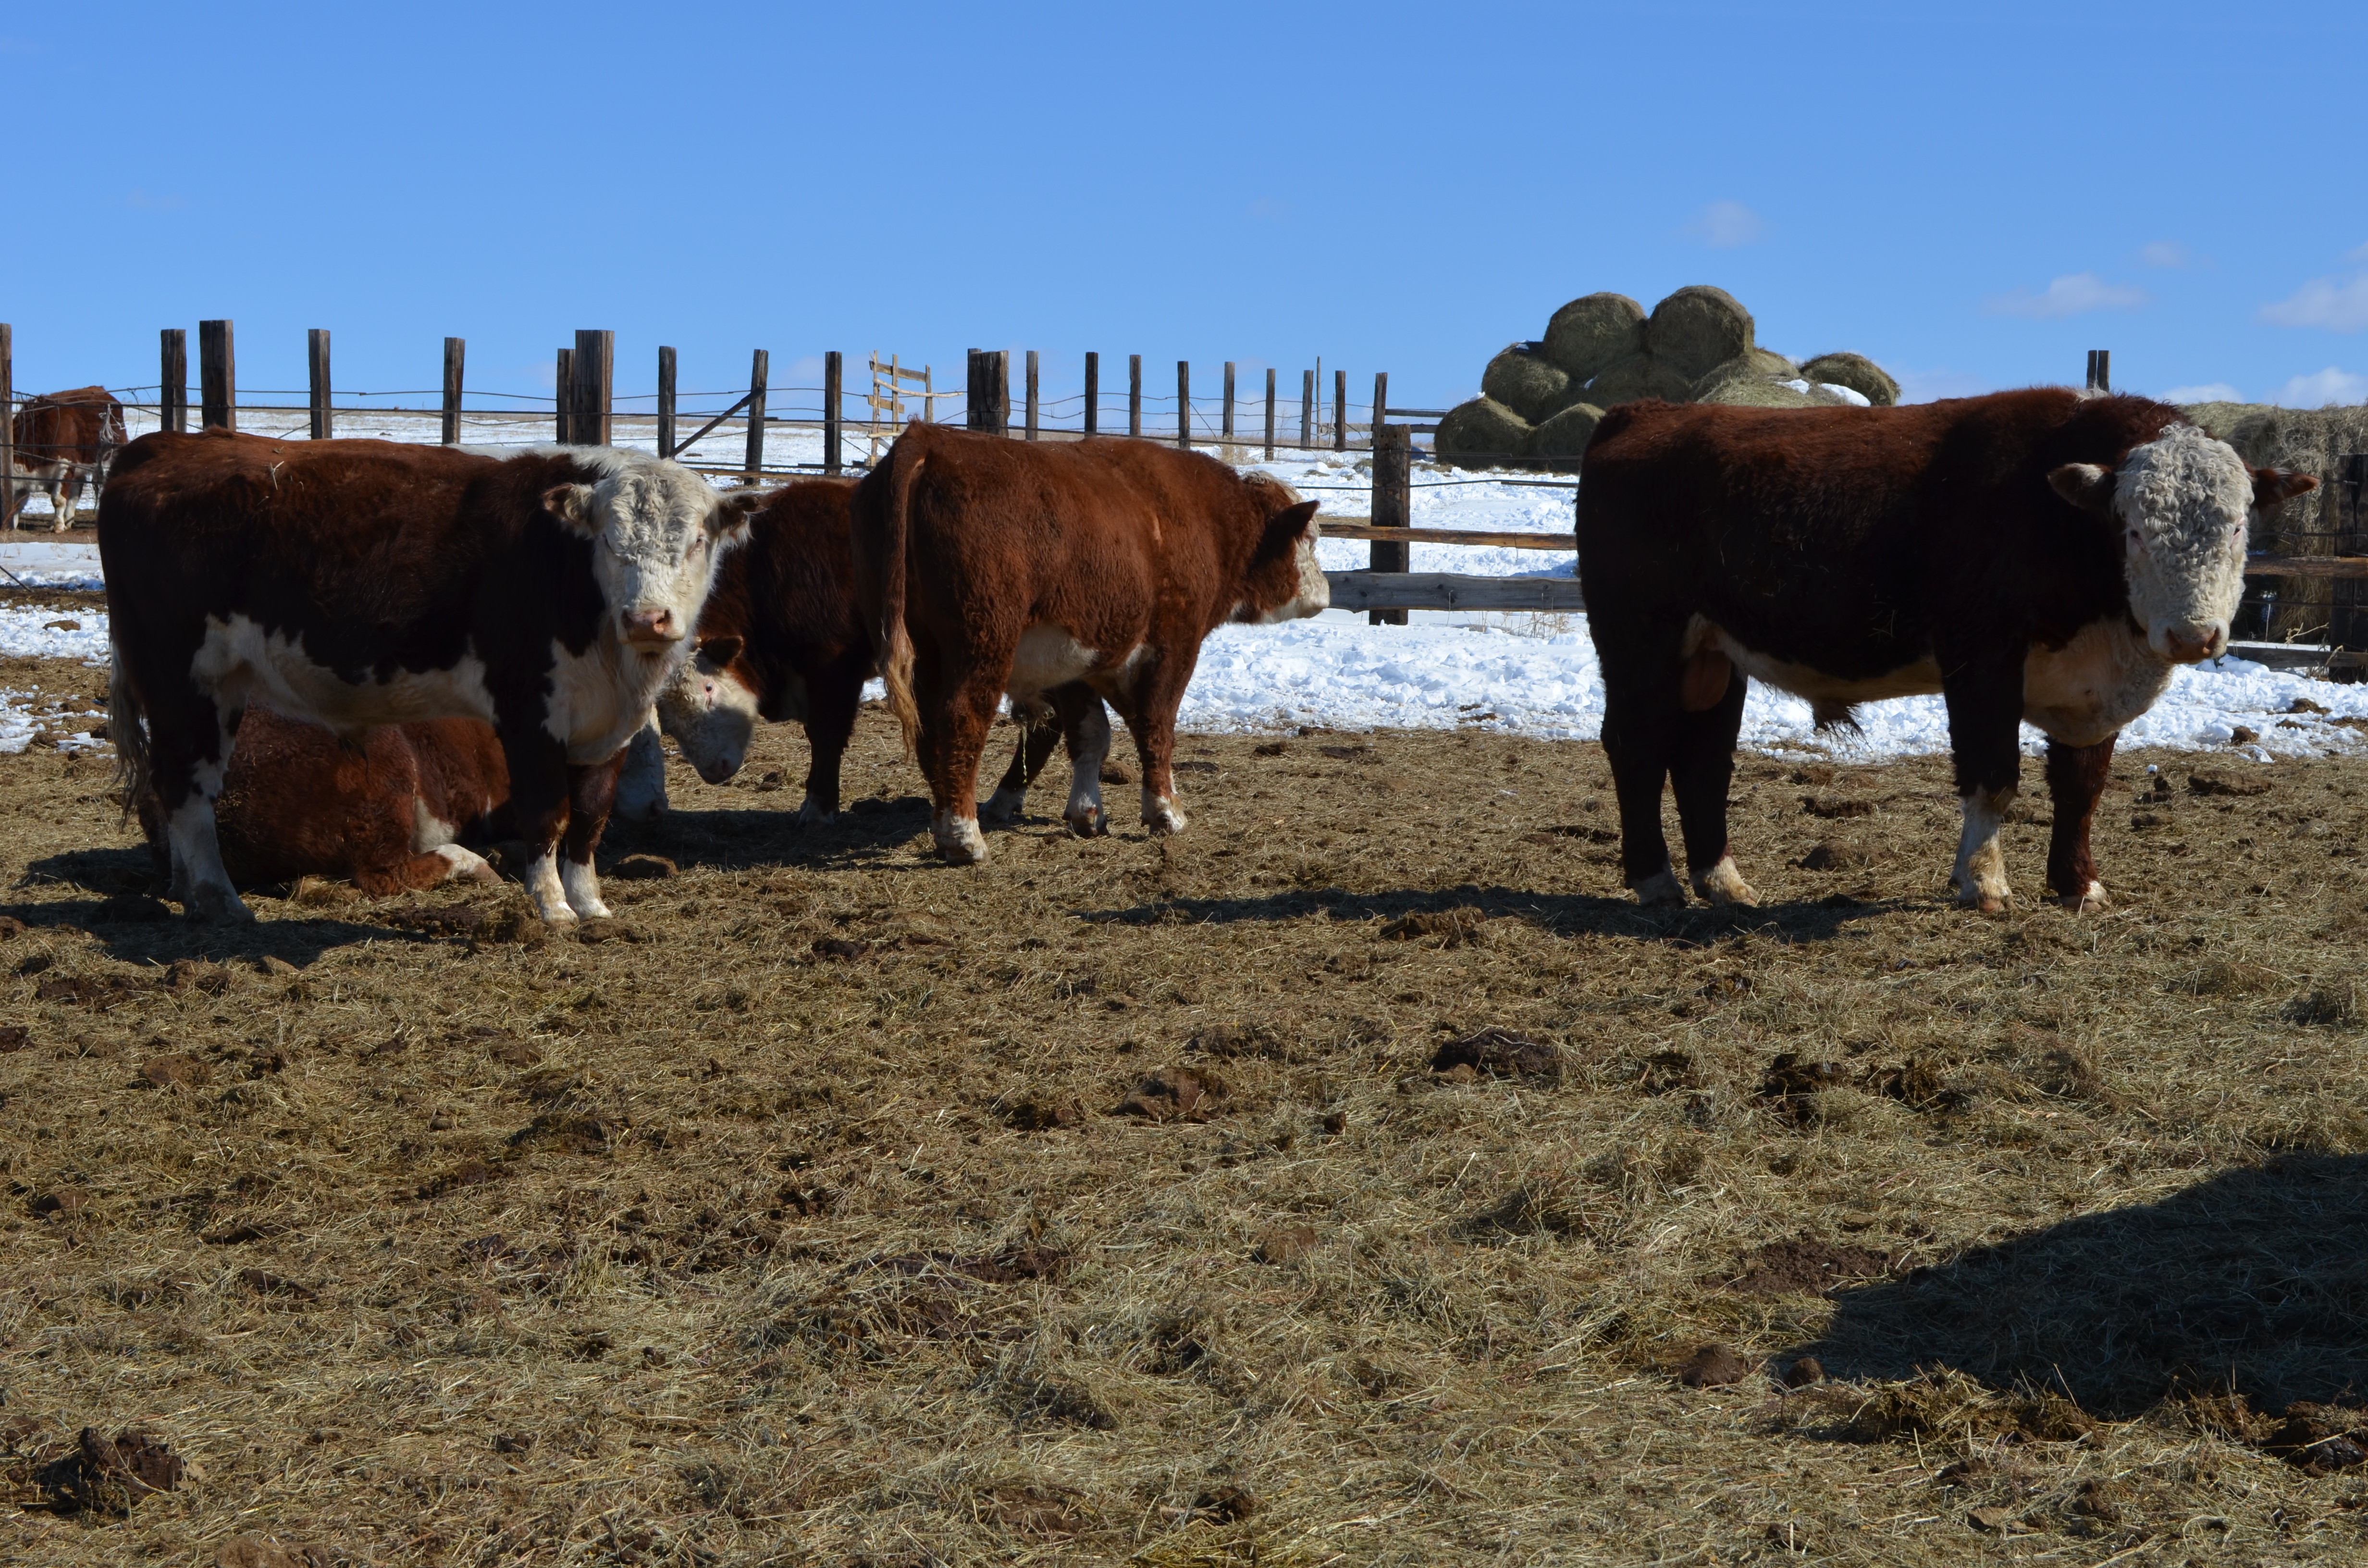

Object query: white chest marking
[545,636,677,765]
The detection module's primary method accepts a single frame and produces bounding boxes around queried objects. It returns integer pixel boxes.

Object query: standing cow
[852,423,1326,862]
[620,476,1118,832]
[102,431,760,923]
[1578,390,2316,913]
[9,385,125,529]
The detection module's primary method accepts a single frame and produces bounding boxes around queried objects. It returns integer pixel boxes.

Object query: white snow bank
[0,541,104,591]
[0,602,108,663]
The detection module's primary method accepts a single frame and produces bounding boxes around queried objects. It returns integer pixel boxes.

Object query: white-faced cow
[101,430,760,923]
[618,475,1117,832]
[1578,389,2316,913]
[851,423,1326,862]
[9,385,125,530]
[134,709,510,894]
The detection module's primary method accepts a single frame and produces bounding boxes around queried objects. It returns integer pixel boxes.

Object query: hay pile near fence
[1439,287,1900,470]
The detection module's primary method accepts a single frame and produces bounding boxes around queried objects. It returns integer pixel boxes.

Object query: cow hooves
[1065,808,1106,838]
[2060,882,2110,914]
[978,793,1022,826]
[1632,868,1687,909]
[184,889,256,925]
[1957,890,2011,915]
[1690,857,1760,907]
[933,815,990,864]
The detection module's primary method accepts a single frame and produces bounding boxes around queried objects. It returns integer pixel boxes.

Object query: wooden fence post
[1333,369,1346,452]
[1084,352,1098,436]
[1177,361,1191,449]
[1025,349,1039,441]
[1264,368,1276,460]
[199,318,235,432]
[307,329,333,440]
[967,349,1010,436]
[656,346,675,456]
[160,329,187,434]
[1372,372,1387,449]
[555,349,572,443]
[743,349,769,478]
[572,330,613,447]
[1129,355,1143,437]
[2085,349,2112,393]
[1300,369,1314,448]
[1222,361,1235,444]
[824,350,843,475]
[1370,424,1412,626]
[0,324,12,529]
[442,337,465,445]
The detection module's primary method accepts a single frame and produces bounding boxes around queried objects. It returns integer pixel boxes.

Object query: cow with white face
[100,432,759,924]
[1580,391,2315,917]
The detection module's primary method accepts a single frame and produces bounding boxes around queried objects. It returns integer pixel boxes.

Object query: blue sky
[8,1,2368,417]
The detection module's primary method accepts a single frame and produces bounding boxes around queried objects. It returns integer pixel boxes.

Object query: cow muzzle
[620,608,680,647]
[2154,622,2227,664]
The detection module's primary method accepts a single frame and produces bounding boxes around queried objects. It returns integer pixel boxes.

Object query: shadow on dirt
[1794,1154,2368,1416]
[13,846,424,966]
[604,795,936,871]
[1071,885,1901,946]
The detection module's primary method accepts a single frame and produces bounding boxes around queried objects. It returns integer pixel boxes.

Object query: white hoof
[1690,854,1760,907]
[932,811,989,864]
[1633,867,1686,909]
[2062,880,2109,914]
[433,844,500,886]
[979,787,1024,826]
[795,794,837,826]
[1142,788,1189,836]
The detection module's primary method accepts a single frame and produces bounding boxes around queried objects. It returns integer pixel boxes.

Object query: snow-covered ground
[8,414,2366,762]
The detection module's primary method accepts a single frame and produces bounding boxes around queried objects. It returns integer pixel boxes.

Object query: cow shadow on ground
[603,795,938,872]
[1790,1154,2368,1417]
[12,847,392,967]
[1068,885,1898,946]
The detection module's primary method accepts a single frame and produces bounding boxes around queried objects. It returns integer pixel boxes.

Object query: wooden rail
[2245,555,2368,579]
[1326,571,1584,613]
[1321,520,1573,550]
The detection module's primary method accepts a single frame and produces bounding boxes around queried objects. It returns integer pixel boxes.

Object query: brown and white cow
[852,423,1326,862]
[1577,389,2317,913]
[9,385,125,530]
[619,476,1115,832]
[101,430,761,923]
[135,709,510,894]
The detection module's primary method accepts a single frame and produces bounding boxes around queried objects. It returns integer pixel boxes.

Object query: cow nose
[2159,624,2223,663]
[622,608,676,645]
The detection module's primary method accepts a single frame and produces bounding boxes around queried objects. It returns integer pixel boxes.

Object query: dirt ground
[4,640,2368,1567]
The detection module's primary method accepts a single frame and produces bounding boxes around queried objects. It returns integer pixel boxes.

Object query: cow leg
[2044,734,2115,913]
[980,708,1061,825]
[1109,650,1195,835]
[797,658,865,825]
[914,649,1001,863]
[1595,612,1687,907]
[558,757,623,919]
[1942,651,2026,913]
[148,696,251,923]
[1057,685,1113,838]
[505,732,580,924]
[1672,658,1757,906]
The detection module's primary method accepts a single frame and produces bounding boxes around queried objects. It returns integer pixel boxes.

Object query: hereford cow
[1577,390,2317,914]
[102,430,761,923]
[618,476,1115,832]
[853,423,1325,862]
[9,385,125,529]
[135,709,509,894]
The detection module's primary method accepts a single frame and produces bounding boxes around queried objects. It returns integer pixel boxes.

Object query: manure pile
[1438,286,1899,469]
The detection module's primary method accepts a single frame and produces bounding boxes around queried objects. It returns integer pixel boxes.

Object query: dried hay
[2,652,2368,1562]
[1801,351,1900,406]
[1479,342,1574,423]
[1644,283,1756,381]
[1541,291,1646,380]
[1524,401,1604,468]
[1580,351,1694,409]
[1433,395,1533,466]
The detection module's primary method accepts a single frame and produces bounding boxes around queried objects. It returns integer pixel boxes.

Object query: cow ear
[2253,466,2319,512]
[1269,499,1320,538]
[711,487,766,542]
[542,483,599,534]
[2047,463,2116,517]
[697,635,744,668]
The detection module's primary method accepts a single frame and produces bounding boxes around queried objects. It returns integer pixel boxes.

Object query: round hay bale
[1695,377,1825,410]
[1644,285,1755,382]
[1687,349,1800,401]
[1480,343,1573,423]
[1799,353,1899,407]
[1583,352,1694,409]
[1542,294,1646,381]
[1434,397,1533,467]
[1526,403,1604,468]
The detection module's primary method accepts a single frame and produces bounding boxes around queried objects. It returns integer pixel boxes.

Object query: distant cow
[1578,390,2317,913]
[136,709,509,894]
[852,424,1326,862]
[101,431,761,923]
[619,475,1115,832]
[9,385,125,530]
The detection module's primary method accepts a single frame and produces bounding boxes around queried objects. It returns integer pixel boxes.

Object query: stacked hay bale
[2180,402,2368,644]
[1437,287,1900,470]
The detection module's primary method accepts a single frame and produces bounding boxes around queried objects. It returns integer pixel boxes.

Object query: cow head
[2048,424,2316,664]
[1231,485,1328,625]
[654,635,763,784]
[542,463,765,654]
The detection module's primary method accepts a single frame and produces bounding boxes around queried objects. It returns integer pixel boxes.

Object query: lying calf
[136,708,509,894]
[620,477,1111,831]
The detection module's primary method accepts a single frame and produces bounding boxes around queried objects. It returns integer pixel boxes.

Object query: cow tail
[107,635,149,825]
[874,437,925,759]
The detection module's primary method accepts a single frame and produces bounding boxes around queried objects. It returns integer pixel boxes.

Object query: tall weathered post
[307,329,333,439]
[572,330,614,447]
[199,319,236,431]
[656,346,676,457]
[743,349,769,477]
[1369,424,1412,627]
[824,350,843,475]
[160,329,188,434]
[441,337,465,445]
